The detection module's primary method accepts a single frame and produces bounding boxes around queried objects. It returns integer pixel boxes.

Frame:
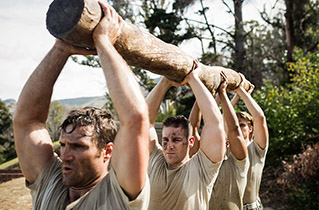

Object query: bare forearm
[231,93,240,108]
[220,91,247,158]
[219,91,239,131]
[188,75,223,125]
[236,86,264,118]
[146,77,171,124]
[189,101,201,130]
[96,40,147,123]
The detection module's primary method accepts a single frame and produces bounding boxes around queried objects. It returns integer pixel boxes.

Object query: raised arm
[146,77,172,150]
[231,82,254,107]
[235,85,268,149]
[188,101,201,157]
[218,72,247,160]
[93,2,149,200]
[13,40,94,184]
[186,60,226,163]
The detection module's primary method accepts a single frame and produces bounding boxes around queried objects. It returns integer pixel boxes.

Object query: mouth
[62,165,73,175]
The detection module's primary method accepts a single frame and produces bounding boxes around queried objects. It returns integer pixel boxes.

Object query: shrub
[253,48,319,166]
[278,143,319,209]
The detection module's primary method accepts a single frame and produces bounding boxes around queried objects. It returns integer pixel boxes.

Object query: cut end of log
[46,0,84,38]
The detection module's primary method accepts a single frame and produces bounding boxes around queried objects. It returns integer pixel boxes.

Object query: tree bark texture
[46,0,250,96]
[234,0,246,75]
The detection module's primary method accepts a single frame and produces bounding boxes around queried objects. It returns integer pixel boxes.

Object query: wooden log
[46,0,250,95]
[46,0,101,49]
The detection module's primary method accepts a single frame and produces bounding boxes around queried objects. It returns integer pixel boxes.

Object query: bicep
[253,117,268,149]
[199,123,226,163]
[111,123,149,200]
[14,123,54,183]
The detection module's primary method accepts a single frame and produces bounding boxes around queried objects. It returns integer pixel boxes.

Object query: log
[46,0,101,49]
[46,0,250,96]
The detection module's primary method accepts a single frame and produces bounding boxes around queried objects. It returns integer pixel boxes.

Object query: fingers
[193,59,199,69]
[248,84,255,94]
[54,39,97,55]
[218,71,228,93]
[220,71,228,83]
[97,1,123,44]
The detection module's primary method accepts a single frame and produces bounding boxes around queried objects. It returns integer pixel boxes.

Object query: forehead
[60,124,95,142]
[162,126,186,138]
[239,119,250,125]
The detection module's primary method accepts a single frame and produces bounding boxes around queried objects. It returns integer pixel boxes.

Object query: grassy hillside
[58,96,107,108]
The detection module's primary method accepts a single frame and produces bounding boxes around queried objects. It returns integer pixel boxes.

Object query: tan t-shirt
[27,154,150,210]
[209,147,249,210]
[148,144,222,210]
[243,140,268,204]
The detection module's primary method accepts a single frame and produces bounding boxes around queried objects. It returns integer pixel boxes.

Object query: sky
[0,0,281,101]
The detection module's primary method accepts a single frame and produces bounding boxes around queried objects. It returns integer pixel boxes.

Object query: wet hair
[59,107,117,151]
[236,111,253,127]
[162,115,192,139]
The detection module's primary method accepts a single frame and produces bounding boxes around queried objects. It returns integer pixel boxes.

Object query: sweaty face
[162,126,190,169]
[239,119,253,144]
[59,125,106,187]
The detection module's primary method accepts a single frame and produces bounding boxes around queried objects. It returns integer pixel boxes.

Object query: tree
[0,100,14,163]
[261,0,319,84]
[46,101,64,141]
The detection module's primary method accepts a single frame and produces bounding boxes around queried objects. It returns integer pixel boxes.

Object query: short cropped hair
[236,111,253,127]
[60,107,117,151]
[162,115,192,139]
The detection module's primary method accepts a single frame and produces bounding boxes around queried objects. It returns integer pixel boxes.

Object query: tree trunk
[284,0,295,83]
[233,0,246,76]
[46,0,250,96]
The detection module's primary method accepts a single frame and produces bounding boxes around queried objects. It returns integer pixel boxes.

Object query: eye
[240,123,246,127]
[72,144,85,149]
[162,139,168,146]
[173,138,182,143]
[59,142,65,147]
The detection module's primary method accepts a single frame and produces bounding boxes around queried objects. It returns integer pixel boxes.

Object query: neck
[169,156,190,169]
[68,170,108,203]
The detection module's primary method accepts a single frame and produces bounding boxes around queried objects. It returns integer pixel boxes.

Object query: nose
[60,145,73,162]
[166,140,175,150]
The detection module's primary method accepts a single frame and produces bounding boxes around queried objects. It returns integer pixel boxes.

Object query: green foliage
[287,180,319,209]
[132,66,156,92]
[46,101,64,141]
[156,105,176,122]
[0,100,15,164]
[289,0,319,52]
[71,55,101,68]
[253,48,319,167]
[176,95,195,117]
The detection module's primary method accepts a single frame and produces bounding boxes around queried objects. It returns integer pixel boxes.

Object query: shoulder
[247,140,268,161]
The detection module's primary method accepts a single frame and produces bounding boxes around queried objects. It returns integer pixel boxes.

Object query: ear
[188,136,195,148]
[102,142,113,162]
[249,125,254,133]
[249,126,254,140]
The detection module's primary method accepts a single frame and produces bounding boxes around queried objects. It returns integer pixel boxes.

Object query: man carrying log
[146,60,226,210]
[13,2,150,209]
[231,81,269,210]
[187,72,249,210]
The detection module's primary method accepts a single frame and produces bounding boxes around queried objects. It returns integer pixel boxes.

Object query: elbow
[255,113,266,124]
[227,124,241,134]
[122,104,150,130]
[12,108,26,128]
